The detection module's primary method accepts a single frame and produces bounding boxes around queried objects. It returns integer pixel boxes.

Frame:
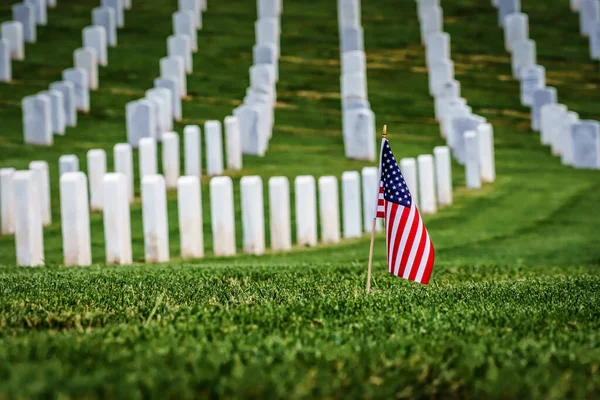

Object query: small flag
[376,138,435,284]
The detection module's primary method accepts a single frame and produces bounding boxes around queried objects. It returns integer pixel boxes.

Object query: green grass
[0,0,599,398]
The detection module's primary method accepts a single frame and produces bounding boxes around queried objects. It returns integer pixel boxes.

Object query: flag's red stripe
[408,222,428,282]
[419,243,435,284]
[389,205,409,275]
[396,207,421,278]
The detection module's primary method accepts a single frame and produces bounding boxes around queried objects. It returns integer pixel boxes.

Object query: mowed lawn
[0,0,599,398]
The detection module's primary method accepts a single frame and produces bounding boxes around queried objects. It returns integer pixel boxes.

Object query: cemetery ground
[0,0,599,398]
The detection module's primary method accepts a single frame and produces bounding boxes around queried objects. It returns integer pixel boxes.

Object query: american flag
[376,139,435,284]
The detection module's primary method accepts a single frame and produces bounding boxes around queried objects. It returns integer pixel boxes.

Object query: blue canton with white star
[381,140,413,208]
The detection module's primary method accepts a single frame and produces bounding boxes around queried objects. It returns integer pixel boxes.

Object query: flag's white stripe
[414,233,431,283]
[387,202,399,270]
[392,205,415,276]
[386,201,392,267]
[403,214,424,279]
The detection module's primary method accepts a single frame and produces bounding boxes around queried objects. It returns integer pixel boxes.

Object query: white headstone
[39,90,65,135]
[29,160,51,226]
[146,88,173,132]
[87,149,106,212]
[268,176,291,251]
[139,137,157,179]
[464,131,481,189]
[417,0,439,20]
[22,94,53,146]
[571,121,600,169]
[477,123,496,183]
[259,0,281,19]
[123,0,131,9]
[426,32,450,67]
[180,0,202,27]
[341,50,366,76]
[1,21,24,60]
[400,158,419,206]
[173,10,197,52]
[433,146,452,206]
[0,47,14,86]
[295,175,317,247]
[74,48,98,91]
[126,100,155,146]
[182,125,201,178]
[59,154,78,176]
[155,77,182,121]
[63,68,90,112]
[0,168,15,235]
[580,0,600,36]
[343,108,376,161]
[162,132,180,189]
[92,6,117,47]
[429,59,454,96]
[234,104,267,157]
[103,173,132,264]
[417,155,436,214]
[141,175,170,262]
[341,72,367,99]
[253,43,279,80]
[450,115,485,164]
[209,176,236,256]
[168,34,192,74]
[205,120,224,176]
[160,56,186,98]
[360,167,382,233]
[222,116,242,171]
[590,22,600,60]
[512,39,536,79]
[498,0,521,27]
[101,0,124,28]
[114,143,134,202]
[504,12,528,52]
[256,18,280,51]
[341,171,362,238]
[338,0,360,27]
[59,172,91,266]
[434,80,460,121]
[83,26,107,67]
[50,81,76,127]
[572,0,582,11]
[25,0,47,26]
[13,171,44,266]
[532,87,557,132]
[145,94,169,139]
[540,103,567,148]
[12,3,36,43]
[420,6,443,44]
[177,176,204,259]
[340,26,363,53]
[520,65,545,106]
[240,176,265,255]
[318,176,340,244]
[560,111,580,166]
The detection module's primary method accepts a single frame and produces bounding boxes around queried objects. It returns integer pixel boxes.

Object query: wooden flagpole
[366,125,387,294]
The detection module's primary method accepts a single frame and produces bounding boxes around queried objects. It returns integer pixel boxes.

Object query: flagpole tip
[382,125,387,139]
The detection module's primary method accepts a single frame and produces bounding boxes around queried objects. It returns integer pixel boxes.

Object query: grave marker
[477,123,496,183]
[504,12,528,52]
[12,3,36,43]
[58,155,78,176]
[92,7,117,47]
[60,172,91,266]
[1,21,24,60]
[341,171,362,238]
[114,143,134,203]
[429,59,454,96]
[520,65,545,106]
[29,160,51,226]
[433,146,453,206]
[240,176,266,255]
[318,176,341,244]
[580,0,600,36]
[183,125,201,178]
[512,39,536,79]
[268,177,291,251]
[103,173,132,264]
[400,158,419,206]
[178,0,202,28]
[141,175,170,262]
[87,149,106,212]
[205,120,224,176]
[571,121,600,169]
[144,96,166,140]
[50,81,76,127]
[0,168,15,235]
[590,22,600,60]
[426,32,450,67]
[83,26,107,67]
[146,88,173,132]
[560,112,580,166]
[173,10,197,52]
[338,0,360,28]
[532,87,557,132]
[168,34,192,74]
[177,176,204,259]
[417,155,436,214]
[498,0,521,27]
[139,137,157,178]
[126,100,155,146]
[160,56,186,97]
[224,116,242,170]
[63,68,90,112]
[101,0,124,28]
[360,167,382,233]
[420,6,443,44]
[540,103,567,148]
[210,176,236,256]
[340,25,364,53]
[74,48,98,91]
[13,171,44,266]
[39,90,65,135]
[295,175,317,247]
[0,39,12,82]
[464,131,481,189]
[22,94,52,146]
[155,77,182,121]
[162,132,180,189]
[25,0,46,26]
